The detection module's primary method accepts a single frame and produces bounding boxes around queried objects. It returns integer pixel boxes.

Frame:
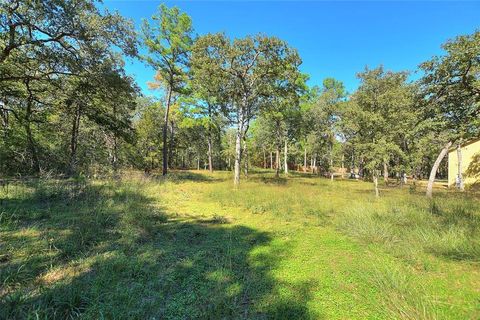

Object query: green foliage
[130,100,165,172]
[0,0,139,176]
[420,31,480,140]
[142,4,193,93]
[342,66,417,176]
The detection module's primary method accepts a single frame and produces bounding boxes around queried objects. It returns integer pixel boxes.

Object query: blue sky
[103,1,480,96]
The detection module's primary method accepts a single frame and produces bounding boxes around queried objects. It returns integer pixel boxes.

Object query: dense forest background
[1,1,479,190]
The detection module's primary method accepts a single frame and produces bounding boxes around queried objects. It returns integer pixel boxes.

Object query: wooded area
[1,1,479,196]
[1,1,480,319]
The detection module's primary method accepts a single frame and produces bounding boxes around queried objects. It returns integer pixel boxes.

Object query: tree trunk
[68,104,81,176]
[24,100,40,175]
[426,141,452,198]
[207,104,213,172]
[313,155,317,174]
[24,121,40,175]
[207,134,213,172]
[108,103,118,174]
[0,103,9,138]
[243,140,248,178]
[341,154,344,179]
[383,161,389,185]
[263,148,266,169]
[162,86,173,176]
[112,133,118,174]
[197,154,200,170]
[233,115,243,187]
[284,139,288,175]
[107,133,118,173]
[457,144,465,191]
[270,151,273,170]
[169,120,175,169]
[330,152,334,181]
[373,171,379,197]
[275,146,280,178]
[359,157,364,178]
[304,147,307,172]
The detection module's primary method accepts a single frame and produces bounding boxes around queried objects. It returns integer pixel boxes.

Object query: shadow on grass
[147,170,225,184]
[0,179,320,319]
[249,175,288,185]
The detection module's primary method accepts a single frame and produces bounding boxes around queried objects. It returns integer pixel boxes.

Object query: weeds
[1,171,479,319]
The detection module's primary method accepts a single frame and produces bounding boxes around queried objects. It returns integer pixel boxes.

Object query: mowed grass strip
[1,171,479,319]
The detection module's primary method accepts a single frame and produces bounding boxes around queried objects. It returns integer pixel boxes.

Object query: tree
[190,34,230,172]
[194,33,302,185]
[0,0,138,176]
[62,64,137,176]
[308,78,346,179]
[298,85,321,172]
[420,31,480,196]
[142,4,194,176]
[345,66,415,196]
[130,98,164,174]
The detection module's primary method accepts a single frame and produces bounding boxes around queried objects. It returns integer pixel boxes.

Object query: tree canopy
[1,2,478,197]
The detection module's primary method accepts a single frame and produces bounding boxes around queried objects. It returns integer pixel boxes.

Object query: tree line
[1,1,479,196]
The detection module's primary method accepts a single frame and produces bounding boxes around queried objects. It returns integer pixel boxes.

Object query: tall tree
[0,0,138,176]
[142,4,194,176]
[190,34,229,172]
[309,78,346,179]
[420,31,480,196]
[194,34,302,186]
[345,66,415,196]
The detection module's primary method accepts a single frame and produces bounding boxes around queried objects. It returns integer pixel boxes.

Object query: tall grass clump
[363,260,441,320]
[335,194,480,263]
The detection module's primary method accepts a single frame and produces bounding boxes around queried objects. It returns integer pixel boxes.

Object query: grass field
[1,170,479,319]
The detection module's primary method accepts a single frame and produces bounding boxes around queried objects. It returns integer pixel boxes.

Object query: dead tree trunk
[284,139,288,175]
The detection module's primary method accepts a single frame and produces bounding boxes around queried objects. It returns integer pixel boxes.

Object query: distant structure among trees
[449,138,480,187]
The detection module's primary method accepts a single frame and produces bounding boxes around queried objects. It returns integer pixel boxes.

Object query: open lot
[1,171,479,319]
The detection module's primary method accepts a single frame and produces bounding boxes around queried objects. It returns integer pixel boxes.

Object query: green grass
[1,170,479,319]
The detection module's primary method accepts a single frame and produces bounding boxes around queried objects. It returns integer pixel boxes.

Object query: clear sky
[103,0,480,96]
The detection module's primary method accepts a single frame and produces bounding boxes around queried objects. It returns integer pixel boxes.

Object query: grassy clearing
[1,171,479,319]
